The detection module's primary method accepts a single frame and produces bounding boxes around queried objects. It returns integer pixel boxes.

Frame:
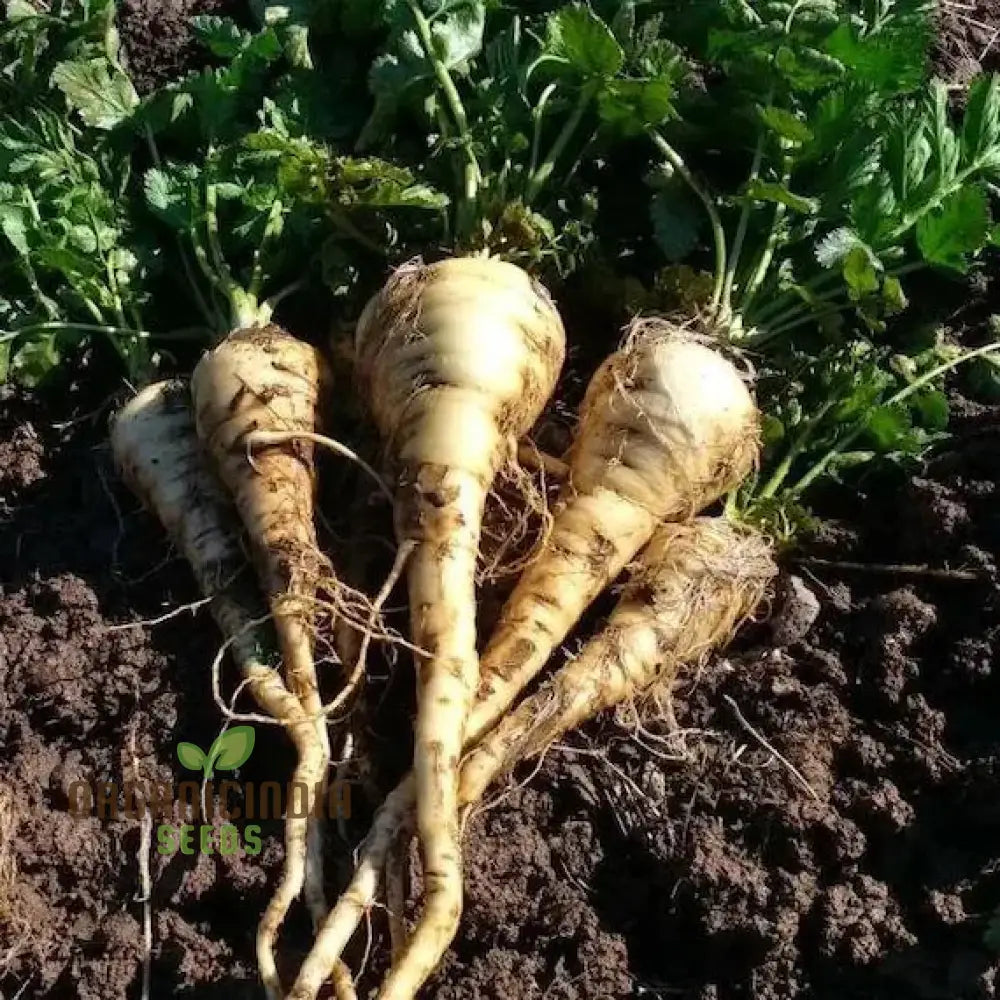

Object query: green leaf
[190,15,248,57]
[177,742,207,771]
[866,404,911,449]
[882,275,908,314]
[928,81,960,182]
[367,0,484,133]
[429,1,485,69]
[851,175,899,245]
[4,0,38,20]
[745,179,818,215]
[332,155,448,208]
[962,74,1000,170]
[774,44,843,90]
[0,204,29,256]
[758,105,813,145]
[912,388,948,430]
[597,78,674,136]
[544,4,623,79]
[209,725,256,771]
[761,413,785,447]
[9,334,62,388]
[815,228,868,268]
[51,59,139,130]
[843,244,881,299]
[252,1,315,68]
[144,165,199,229]
[885,105,932,205]
[823,21,926,92]
[916,185,990,272]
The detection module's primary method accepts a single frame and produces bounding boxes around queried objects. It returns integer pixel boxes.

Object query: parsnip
[289,519,773,1000]
[110,381,339,1000]
[289,321,759,1000]
[191,326,333,754]
[352,256,565,1000]
[459,517,776,804]
[471,318,760,734]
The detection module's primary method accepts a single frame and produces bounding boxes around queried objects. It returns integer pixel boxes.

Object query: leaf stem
[248,198,285,301]
[528,82,559,181]
[749,270,843,325]
[740,199,786,315]
[749,261,926,343]
[145,125,216,326]
[525,84,594,204]
[740,143,791,314]
[648,129,727,313]
[720,129,767,325]
[406,0,480,237]
[756,401,834,500]
[203,171,237,296]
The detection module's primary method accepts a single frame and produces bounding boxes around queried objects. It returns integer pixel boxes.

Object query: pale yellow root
[330,960,359,1000]
[288,319,759,1000]
[288,777,417,1000]
[472,317,760,735]
[111,380,331,1000]
[191,325,332,754]
[459,518,776,804]
[192,327,339,978]
[352,257,566,1000]
[286,520,773,1000]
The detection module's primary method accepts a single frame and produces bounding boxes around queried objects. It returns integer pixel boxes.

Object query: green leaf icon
[207,725,256,774]
[177,742,207,771]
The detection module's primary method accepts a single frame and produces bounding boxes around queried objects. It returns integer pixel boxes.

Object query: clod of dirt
[770,574,821,646]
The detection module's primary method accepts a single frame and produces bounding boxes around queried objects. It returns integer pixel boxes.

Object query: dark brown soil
[3,355,999,1000]
[936,0,1000,83]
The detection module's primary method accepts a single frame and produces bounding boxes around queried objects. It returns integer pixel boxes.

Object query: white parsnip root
[289,318,760,1000]
[191,324,350,993]
[458,517,776,804]
[290,518,773,1000]
[350,256,565,1000]
[191,326,334,754]
[110,381,345,1000]
[472,316,760,734]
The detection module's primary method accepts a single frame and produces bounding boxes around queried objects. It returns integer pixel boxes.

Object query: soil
[936,0,1000,84]
[3,6,1000,1000]
[117,0,250,94]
